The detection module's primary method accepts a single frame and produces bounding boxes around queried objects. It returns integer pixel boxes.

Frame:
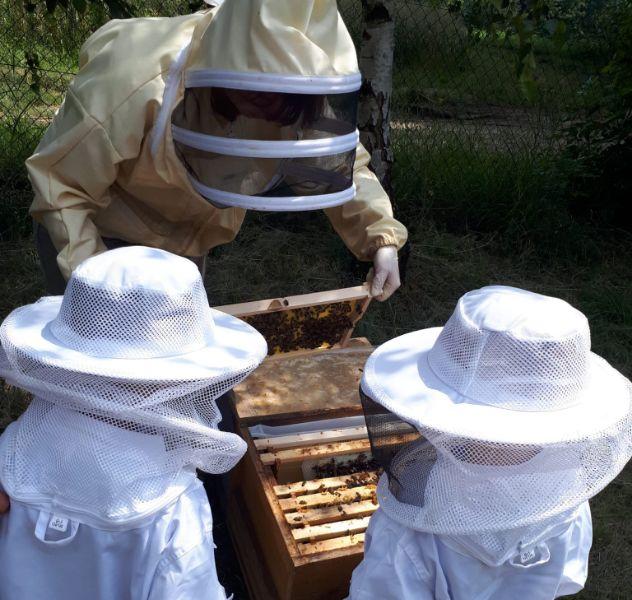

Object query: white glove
[367,246,401,302]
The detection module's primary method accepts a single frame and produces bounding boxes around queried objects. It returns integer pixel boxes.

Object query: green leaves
[71,0,87,14]
[102,0,134,19]
[24,50,41,93]
[455,1,569,102]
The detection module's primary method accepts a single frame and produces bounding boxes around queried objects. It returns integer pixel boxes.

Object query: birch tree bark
[358,0,395,200]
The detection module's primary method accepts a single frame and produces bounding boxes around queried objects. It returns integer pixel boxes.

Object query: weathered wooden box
[216,288,380,600]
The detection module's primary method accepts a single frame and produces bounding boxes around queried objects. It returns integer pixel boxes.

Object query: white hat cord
[361,286,632,537]
[0,247,267,523]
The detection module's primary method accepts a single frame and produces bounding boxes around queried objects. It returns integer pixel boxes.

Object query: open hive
[216,287,382,600]
[255,426,382,556]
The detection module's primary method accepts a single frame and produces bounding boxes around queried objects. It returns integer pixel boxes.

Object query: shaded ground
[0,210,630,598]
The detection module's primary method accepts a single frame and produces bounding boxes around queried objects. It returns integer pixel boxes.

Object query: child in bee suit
[0,246,267,599]
[349,286,632,600]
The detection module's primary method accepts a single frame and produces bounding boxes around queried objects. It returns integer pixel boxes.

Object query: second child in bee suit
[348,286,632,600]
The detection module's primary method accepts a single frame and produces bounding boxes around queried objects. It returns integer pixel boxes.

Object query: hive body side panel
[228,429,300,599]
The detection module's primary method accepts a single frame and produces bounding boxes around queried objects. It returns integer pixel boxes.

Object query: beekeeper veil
[171,0,361,211]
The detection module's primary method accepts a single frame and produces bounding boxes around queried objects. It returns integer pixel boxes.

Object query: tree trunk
[358,0,395,200]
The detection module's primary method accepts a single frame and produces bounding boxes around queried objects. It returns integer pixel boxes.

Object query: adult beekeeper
[0,246,268,598]
[349,286,632,599]
[27,0,407,299]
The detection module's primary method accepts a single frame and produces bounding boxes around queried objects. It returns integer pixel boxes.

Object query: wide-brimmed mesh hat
[0,246,267,524]
[361,286,631,536]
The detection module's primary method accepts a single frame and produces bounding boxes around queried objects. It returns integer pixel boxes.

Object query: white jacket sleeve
[324,143,408,261]
[147,531,228,600]
[27,87,122,279]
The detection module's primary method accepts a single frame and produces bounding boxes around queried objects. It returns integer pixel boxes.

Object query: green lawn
[1,204,630,598]
[0,2,629,598]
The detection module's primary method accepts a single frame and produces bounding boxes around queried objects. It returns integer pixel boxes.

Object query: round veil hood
[173,0,362,211]
[187,0,360,90]
[360,286,632,537]
[0,247,267,524]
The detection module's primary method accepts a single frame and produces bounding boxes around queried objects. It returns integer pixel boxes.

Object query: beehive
[216,287,379,600]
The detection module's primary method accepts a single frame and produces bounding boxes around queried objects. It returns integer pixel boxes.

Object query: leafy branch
[21,0,135,93]
[447,0,569,101]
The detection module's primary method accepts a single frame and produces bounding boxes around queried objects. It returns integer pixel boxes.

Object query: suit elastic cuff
[365,236,399,260]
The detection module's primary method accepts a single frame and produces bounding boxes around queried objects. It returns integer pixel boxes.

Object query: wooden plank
[226,493,281,600]
[292,547,364,598]
[238,405,365,429]
[286,500,378,527]
[279,485,377,513]
[255,426,369,452]
[214,285,370,318]
[226,427,301,599]
[339,296,371,347]
[260,439,372,467]
[274,471,378,499]
[293,517,371,543]
[299,533,365,556]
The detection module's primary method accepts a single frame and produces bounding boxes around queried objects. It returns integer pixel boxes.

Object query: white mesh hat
[361,286,631,536]
[1,246,267,381]
[0,246,267,524]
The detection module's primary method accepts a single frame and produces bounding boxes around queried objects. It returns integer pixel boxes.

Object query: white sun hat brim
[1,297,267,382]
[361,328,630,446]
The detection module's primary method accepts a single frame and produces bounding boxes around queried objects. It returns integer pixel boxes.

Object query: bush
[556,0,632,229]
[392,126,603,264]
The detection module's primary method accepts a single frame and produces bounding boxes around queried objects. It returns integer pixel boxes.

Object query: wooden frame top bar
[214,285,370,318]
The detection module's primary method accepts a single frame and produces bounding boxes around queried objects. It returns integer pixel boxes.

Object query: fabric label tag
[48,515,69,533]
[520,548,537,563]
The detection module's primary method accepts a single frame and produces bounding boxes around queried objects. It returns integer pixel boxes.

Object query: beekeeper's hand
[0,491,9,514]
[368,246,401,302]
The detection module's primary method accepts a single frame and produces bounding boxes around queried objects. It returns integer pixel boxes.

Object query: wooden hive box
[215,287,381,600]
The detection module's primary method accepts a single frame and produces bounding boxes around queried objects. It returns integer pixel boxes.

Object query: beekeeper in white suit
[0,246,268,599]
[349,286,632,599]
[27,0,407,297]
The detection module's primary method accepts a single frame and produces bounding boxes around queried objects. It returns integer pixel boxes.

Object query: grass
[1,203,630,599]
[0,1,630,597]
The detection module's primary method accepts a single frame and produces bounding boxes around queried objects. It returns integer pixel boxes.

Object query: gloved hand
[367,245,401,302]
[0,491,9,514]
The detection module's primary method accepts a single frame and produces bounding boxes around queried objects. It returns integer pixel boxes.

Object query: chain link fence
[0,0,598,239]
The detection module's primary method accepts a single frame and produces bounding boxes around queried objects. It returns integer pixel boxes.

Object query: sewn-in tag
[48,515,69,533]
[520,548,536,563]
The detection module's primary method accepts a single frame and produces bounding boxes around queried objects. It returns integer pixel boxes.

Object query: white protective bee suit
[350,286,632,599]
[0,246,268,599]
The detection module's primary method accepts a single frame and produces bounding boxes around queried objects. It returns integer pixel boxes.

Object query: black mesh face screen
[174,88,359,138]
[360,387,421,469]
[360,387,437,505]
[174,148,356,197]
